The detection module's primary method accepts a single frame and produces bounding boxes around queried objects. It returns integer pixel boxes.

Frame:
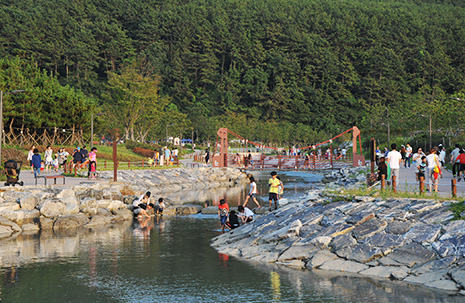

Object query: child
[88,147,97,178]
[218,199,229,232]
[277,176,284,200]
[31,148,41,178]
[268,171,280,211]
[243,176,260,208]
[237,205,254,223]
[377,157,387,180]
[226,210,240,229]
[417,156,427,180]
[53,154,59,172]
[155,198,166,216]
[457,149,465,181]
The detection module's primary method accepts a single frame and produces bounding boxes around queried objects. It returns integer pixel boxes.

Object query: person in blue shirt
[31,148,42,178]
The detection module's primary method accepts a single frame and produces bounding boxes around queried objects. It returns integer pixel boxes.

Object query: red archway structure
[212,126,365,168]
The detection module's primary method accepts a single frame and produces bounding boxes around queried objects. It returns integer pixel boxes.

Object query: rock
[329,234,357,252]
[276,259,305,268]
[111,208,133,222]
[96,200,126,211]
[57,196,80,215]
[0,216,21,232]
[53,214,89,230]
[403,223,442,243]
[415,206,454,224]
[39,216,55,229]
[336,244,383,263]
[352,218,387,241]
[201,206,220,215]
[359,266,408,279]
[21,223,40,233]
[0,203,20,212]
[441,220,465,240]
[378,244,436,268]
[176,204,202,215]
[390,267,410,280]
[85,215,114,227]
[19,195,38,210]
[2,191,27,203]
[404,269,449,285]
[309,236,332,247]
[0,225,14,239]
[40,200,67,218]
[363,233,404,249]
[242,244,275,259]
[307,250,338,268]
[288,219,302,236]
[385,220,412,235]
[0,210,40,226]
[278,245,319,261]
[432,235,465,258]
[424,280,458,291]
[450,269,465,288]
[318,259,369,273]
[411,257,457,276]
[56,189,75,199]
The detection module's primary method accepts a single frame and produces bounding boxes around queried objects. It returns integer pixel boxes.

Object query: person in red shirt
[457,149,465,181]
[218,199,229,232]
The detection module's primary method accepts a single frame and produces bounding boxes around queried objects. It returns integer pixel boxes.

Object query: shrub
[133,147,155,158]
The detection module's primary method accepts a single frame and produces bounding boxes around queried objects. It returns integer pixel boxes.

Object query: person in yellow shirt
[268,171,282,211]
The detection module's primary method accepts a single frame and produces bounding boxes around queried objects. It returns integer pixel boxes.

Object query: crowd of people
[376,143,463,193]
[148,146,179,167]
[27,145,98,178]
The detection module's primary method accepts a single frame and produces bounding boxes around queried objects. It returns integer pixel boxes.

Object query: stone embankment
[212,169,465,294]
[0,167,247,239]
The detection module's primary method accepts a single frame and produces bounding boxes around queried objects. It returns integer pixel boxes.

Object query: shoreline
[211,168,465,295]
[0,167,248,240]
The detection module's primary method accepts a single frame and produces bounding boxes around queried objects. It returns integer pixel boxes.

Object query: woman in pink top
[88,147,97,178]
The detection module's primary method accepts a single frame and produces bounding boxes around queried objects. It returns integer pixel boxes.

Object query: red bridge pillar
[212,128,228,167]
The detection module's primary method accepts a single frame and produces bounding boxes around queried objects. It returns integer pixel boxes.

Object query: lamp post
[0,90,25,163]
[90,113,104,149]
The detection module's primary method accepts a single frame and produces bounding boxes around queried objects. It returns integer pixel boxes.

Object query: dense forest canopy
[1,0,465,144]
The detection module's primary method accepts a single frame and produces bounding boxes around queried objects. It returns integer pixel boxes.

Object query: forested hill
[1,0,465,142]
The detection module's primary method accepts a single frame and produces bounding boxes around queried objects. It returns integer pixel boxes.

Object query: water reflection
[0,218,461,303]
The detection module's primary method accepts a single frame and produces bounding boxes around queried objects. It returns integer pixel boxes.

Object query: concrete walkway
[14,169,105,187]
[384,165,465,198]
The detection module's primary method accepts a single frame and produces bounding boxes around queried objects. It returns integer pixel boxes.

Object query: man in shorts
[268,171,280,211]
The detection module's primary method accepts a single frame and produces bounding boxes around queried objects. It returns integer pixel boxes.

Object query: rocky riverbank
[211,169,465,295]
[0,167,248,239]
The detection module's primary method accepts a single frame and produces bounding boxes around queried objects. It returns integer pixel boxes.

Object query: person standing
[451,144,461,178]
[218,199,229,232]
[164,146,171,166]
[405,143,413,168]
[205,149,210,164]
[456,149,465,181]
[31,148,41,178]
[27,145,35,173]
[412,147,425,181]
[44,145,53,174]
[268,171,280,211]
[386,144,402,182]
[426,147,440,192]
[243,176,260,208]
[88,147,98,178]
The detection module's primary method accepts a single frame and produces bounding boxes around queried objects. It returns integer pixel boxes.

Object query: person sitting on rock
[133,192,151,216]
[237,205,254,223]
[225,210,240,229]
[155,198,166,216]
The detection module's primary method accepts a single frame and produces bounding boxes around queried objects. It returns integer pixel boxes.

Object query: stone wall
[0,167,248,240]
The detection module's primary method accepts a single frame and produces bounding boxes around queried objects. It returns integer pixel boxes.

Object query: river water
[0,171,461,302]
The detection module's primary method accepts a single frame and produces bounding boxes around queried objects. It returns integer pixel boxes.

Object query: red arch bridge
[209,126,366,170]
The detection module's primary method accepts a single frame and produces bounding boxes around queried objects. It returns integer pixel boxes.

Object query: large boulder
[0,203,20,212]
[0,216,21,233]
[95,200,126,211]
[176,204,202,215]
[0,210,40,226]
[19,195,39,210]
[318,258,369,273]
[112,208,133,222]
[85,215,114,227]
[53,214,89,230]
[39,216,55,230]
[378,243,436,267]
[40,199,67,218]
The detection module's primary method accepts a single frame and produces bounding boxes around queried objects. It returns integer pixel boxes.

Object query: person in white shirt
[405,143,413,168]
[426,148,440,192]
[411,147,425,181]
[237,205,254,223]
[386,143,402,181]
[451,144,461,178]
[438,144,446,169]
[243,176,260,208]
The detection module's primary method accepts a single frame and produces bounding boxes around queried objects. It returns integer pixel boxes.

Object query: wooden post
[420,176,425,194]
[392,175,397,193]
[142,159,144,168]
[113,140,117,182]
[278,154,281,170]
[261,153,264,171]
[104,160,107,169]
[452,179,457,198]
[330,145,333,169]
[313,155,316,171]
[381,174,385,190]
[295,155,298,170]
[128,160,131,169]
[370,138,375,174]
